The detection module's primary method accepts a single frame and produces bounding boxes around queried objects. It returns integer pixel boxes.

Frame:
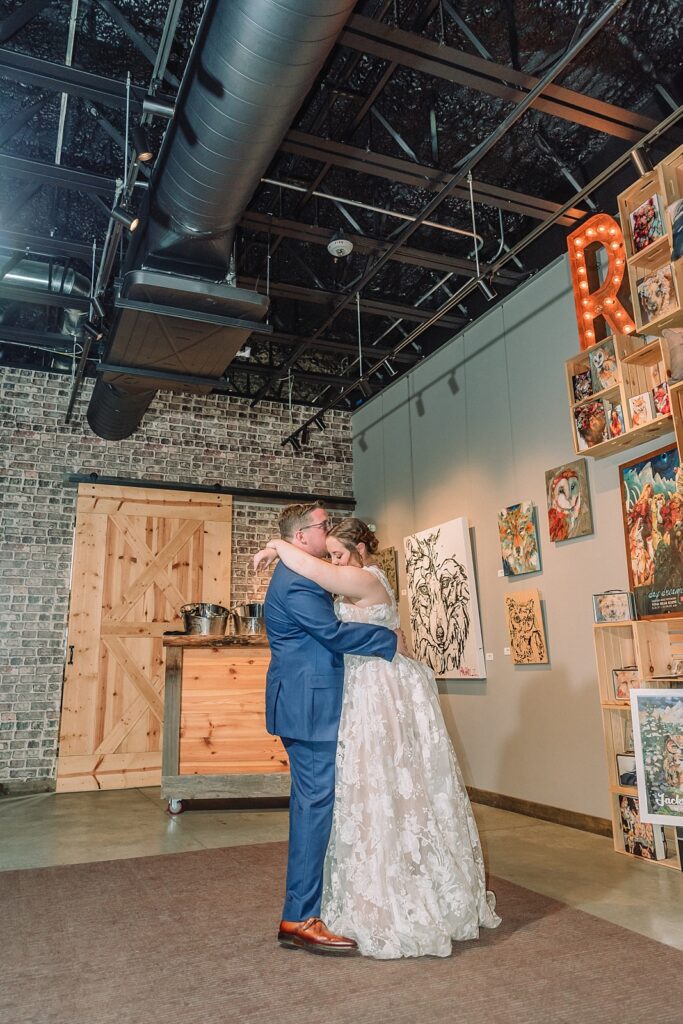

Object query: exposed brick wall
[0,368,353,788]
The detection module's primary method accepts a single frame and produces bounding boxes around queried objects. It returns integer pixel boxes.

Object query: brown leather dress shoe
[278,917,359,956]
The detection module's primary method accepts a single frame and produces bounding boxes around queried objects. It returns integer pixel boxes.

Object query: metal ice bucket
[231,602,266,636]
[180,602,231,636]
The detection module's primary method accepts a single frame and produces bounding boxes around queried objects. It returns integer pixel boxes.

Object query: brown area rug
[1,842,682,1024]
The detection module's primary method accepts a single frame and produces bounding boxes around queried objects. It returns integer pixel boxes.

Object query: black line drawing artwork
[505,592,548,665]
[404,529,471,676]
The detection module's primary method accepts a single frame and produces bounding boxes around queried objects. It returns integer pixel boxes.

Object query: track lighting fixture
[111,203,139,232]
[82,321,104,341]
[287,435,301,452]
[384,359,397,377]
[477,279,496,302]
[327,229,354,260]
[142,96,175,120]
[313,414,326,431]
[630,147,653,177]
[358,379,372,398]
[300,425,310,446]
[132,125,153,163]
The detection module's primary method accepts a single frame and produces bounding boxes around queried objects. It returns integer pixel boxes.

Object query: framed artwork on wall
[404,518,485,680]
[619,443,683,619]
[375,546,399,601]
[504,588,549,665]
[545,458,593,542]
[630,688,683,827]
[497,501,541,576]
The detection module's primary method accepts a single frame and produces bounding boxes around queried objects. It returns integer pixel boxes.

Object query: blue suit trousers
[281,736,337,921]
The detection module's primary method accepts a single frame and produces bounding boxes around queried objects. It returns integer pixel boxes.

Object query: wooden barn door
[56,484,232,792]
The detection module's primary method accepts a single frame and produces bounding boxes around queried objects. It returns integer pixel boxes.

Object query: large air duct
[87,0,357,440]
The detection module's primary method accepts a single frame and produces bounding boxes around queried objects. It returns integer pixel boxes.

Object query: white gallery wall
[352,255,673,820]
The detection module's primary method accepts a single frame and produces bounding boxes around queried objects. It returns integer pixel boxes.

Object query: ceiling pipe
[0,256,90,336]
[87,0,358,440]
[261,177,484,248]
[140,0,359,276]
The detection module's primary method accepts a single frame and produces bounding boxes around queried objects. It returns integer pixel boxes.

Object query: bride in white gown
[255,517,500,959]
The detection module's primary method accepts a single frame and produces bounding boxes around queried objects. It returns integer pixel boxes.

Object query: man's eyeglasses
[299,519,331,533]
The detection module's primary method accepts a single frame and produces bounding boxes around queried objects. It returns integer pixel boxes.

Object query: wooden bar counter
[161,635,290,812]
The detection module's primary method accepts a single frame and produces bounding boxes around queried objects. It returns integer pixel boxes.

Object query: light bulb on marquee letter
[567,213,636,350]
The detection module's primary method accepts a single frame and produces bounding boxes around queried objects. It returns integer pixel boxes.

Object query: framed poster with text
[619,443,683,618]
[630,688,683,826]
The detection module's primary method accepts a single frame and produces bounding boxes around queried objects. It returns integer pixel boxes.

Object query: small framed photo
[628,390,655,428]
[618,793,668,860]
[592,590,636,623]
[616,753,637,786]
[612,666,639,701]
[652,381,671,417]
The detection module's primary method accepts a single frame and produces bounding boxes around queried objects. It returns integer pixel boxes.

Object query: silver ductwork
[87,0,357,440]
[0,258,90,337]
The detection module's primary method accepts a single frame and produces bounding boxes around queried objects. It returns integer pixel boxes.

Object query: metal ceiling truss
[278,0,632,443]
[249,3,626,411]
[280,131,587,227]
[239,211,522,284]
[283,101,683,450]
[339,13,656,141]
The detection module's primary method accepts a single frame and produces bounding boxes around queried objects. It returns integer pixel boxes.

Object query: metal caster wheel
[167,798,184,815]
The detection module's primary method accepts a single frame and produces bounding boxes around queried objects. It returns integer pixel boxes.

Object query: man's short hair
[279,500,325,539]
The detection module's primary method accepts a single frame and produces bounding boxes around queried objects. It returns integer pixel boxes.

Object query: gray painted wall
[352,256,673,820]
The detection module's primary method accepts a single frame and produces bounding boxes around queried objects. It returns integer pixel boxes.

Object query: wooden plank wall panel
[58,512,108,759]
[57,484,233,792]
[178,649,287,776]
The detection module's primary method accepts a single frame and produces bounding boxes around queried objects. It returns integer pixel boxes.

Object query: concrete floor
[1,788,682,951]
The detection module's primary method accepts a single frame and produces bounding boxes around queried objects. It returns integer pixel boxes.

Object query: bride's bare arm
[256,539,385,602]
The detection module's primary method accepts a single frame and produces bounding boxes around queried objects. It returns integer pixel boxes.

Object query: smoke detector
[327,230,353,259]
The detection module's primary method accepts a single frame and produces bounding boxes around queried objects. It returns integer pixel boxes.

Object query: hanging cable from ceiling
[468,171,496,302]
[356,291,362,381]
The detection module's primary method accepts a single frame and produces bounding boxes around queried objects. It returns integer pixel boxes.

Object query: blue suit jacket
[264,562,397,741]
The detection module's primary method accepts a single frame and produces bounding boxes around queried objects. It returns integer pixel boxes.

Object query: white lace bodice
[334,564,400,630]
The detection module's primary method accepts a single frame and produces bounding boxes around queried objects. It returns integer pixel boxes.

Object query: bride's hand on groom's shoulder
[253,548,278,572]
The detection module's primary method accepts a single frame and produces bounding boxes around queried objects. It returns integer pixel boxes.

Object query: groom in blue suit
[264,501,398,956]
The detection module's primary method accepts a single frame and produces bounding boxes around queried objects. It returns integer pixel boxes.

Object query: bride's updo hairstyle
[328,517,379,555]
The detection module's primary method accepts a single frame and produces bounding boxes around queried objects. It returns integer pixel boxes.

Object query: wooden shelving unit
[565,333,673,458]
[619,143,683,337]
[593,619,683,870]
[565,143,683,458]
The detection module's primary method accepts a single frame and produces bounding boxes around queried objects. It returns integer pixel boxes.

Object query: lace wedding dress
[321,565,500,959]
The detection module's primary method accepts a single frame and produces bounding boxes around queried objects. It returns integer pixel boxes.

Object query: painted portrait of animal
[545,459,593,543]
[505,591,548,665]
[498,501,541,576]
[663,734,683,789]
[404,518,486,680]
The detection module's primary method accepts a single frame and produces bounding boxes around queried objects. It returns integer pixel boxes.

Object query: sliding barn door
[56,484,232,792]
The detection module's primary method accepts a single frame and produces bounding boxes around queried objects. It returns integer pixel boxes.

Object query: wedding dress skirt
[321,565,500,959]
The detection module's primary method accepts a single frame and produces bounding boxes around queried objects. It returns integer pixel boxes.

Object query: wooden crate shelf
[628,243,683,336]
[565,143,683,458]
[564,333,674,458]
[593,620,683,870]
